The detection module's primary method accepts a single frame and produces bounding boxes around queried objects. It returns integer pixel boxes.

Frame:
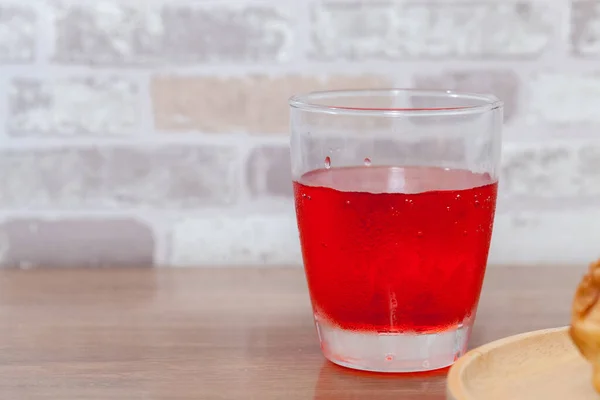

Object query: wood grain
[447,327,596,400]
[0,266,586,399]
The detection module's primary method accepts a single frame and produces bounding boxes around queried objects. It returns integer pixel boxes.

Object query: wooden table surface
[0,265,585,399]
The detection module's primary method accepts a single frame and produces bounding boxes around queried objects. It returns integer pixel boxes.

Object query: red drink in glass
[294,166,497,334]
[289,88,502,372]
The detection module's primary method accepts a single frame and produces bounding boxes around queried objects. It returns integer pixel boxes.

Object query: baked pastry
[570,259,600,393]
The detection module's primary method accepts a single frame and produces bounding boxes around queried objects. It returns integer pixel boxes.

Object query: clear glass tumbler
[289,89,503,372]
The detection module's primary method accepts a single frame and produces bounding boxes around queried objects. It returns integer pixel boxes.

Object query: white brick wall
[8,77,140,135]
[0,0,597,267]
[310,2,555,59]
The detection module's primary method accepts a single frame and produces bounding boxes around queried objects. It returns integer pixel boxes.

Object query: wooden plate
[447,327,598,400]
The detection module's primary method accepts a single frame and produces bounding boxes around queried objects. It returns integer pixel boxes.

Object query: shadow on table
[313,361,448,400]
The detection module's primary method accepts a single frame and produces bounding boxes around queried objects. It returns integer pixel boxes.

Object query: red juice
[293,166,497,334]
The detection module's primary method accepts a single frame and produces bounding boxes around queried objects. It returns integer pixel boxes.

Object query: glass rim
[289,88,503,117]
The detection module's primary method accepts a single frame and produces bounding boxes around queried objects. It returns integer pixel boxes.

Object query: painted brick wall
[0,0,597,267]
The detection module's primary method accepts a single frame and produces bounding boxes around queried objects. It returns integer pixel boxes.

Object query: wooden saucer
[447,327,598,400]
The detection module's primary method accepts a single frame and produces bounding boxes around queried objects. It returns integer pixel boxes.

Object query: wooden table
[0,266,585,399]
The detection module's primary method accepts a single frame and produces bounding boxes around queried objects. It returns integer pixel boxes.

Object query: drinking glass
[289,89,502,372]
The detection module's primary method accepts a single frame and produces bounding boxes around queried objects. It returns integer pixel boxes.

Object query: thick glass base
[315,318,472,373]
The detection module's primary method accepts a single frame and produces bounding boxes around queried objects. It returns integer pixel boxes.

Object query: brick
[413,70,519,121]
[525,72,600,124]
[489,209,600,265]
[247,146,292,198]
[152,75,392,134]
[501,141,600,200]
[0,6,35,62]
[0,218,154,268]
[0,146,238,208]
[54,2,292,65]
[8,77,139,136]
[170,214,301,266]
[311,2,553,60]
[571,1,600,56]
